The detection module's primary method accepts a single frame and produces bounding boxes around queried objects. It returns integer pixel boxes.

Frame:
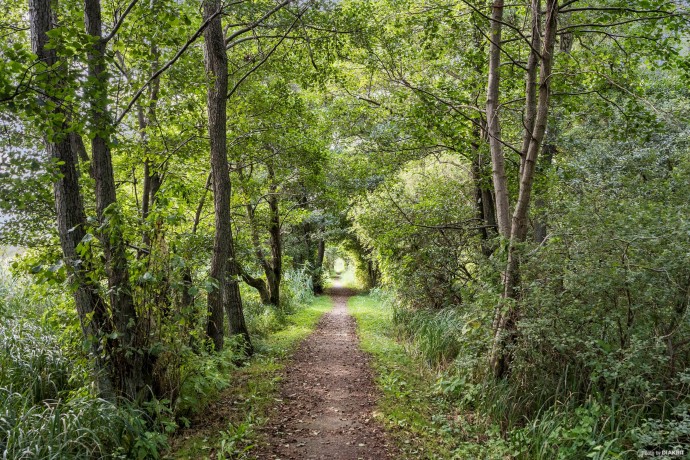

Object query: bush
[350,156,481,308]
[175,344,239,418]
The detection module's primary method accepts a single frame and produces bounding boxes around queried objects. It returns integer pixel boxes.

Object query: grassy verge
[348,294,508,460]
[166,295,333,459]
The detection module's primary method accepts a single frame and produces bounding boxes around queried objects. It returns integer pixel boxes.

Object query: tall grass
[282,267,315,310]
[385,286,690,459]
[0,319,75,404]
[0,268,168,459]
[393,307,464,366]
[0,391,165,459]
[390,295,489,369]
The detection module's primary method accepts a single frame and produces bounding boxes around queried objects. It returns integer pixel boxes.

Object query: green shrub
[243,294,286,337]
[175,342,239,417]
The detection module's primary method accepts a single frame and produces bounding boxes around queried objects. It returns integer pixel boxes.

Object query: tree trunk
[84,0,152,400]
[490,0,559,379]
[486,0,511,238]
[485,0,511,373]
[313,239,325,294]
[226,254,252,354]
[534,143,555,243]
[240,266,272,304]
[266,163,282,307]
[470,123,497,257]
[203,0,251,351]
[241,161,282,308]
[519,0,542,179]
[139,45,162,238]
[367,259,379,288]
[203,0,230,352]
[69,132,91,165]
[511,0,558,243]
[29,0,114,398]
[244,202,276,305]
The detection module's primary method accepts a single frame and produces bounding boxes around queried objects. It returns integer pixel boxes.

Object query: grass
[348,293,510,459]
[350,292,687,460]
[0,262,328,460]
[0,269,169,459]
[166,294,333,459]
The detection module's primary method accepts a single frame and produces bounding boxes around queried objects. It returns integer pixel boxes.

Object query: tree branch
[103,0,139,43]
[115,8,223,125]
[227,7,304,99]
[224,0,293,48]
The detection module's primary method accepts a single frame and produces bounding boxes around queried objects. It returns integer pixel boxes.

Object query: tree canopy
[2,0,690,457]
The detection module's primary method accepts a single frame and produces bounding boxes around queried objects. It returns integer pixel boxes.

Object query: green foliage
[392,305,487,368]
[349,293,510,459]
[350,156,481,308]
[510,401,625,460]
[2,0,690,454]
[240,268,316,338]
[175,345,239,417]
[217,416,257,459]
[281,267,316,311]
[0,271,167,459]
[0,392,167,460]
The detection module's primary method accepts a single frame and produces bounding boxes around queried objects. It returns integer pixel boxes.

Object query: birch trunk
[486,0,511,238]
[491,0,559,379]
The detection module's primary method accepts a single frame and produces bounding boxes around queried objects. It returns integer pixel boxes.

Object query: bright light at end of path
[333,257,346,273]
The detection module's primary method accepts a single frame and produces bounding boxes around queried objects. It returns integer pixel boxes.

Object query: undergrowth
[0,268,170,459]
[348,293,510,459]
[352,290,690,460]
[167,294,333,459]
[0,263,325,460]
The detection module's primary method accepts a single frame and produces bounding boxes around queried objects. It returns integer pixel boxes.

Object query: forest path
[256,281,395,459]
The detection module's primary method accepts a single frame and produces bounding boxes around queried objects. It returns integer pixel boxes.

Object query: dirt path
[256,282,395,460]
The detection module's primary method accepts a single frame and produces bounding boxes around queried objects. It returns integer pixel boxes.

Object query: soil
[255,283,396,460]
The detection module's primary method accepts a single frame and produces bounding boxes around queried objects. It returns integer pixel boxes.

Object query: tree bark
[226,255,252,354]
[486,0,511,238]
[511,0,558,244]
[239,265,271,304]
[519,0,542,179]
[485,0,511,372]
[29,0,114,398]
[203,0,251,351]
[203,0,230,351]
[534,143,555,243]
[313,239,325,294]
[367,259,380,288]
[69,132,91,165]
[244,202,275,304]
[490,0,559,379]
[470,123,497,257]
[240,160,282,308]
[139,45,161,233]
[84,0,151,399]
[266,162,282,307]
